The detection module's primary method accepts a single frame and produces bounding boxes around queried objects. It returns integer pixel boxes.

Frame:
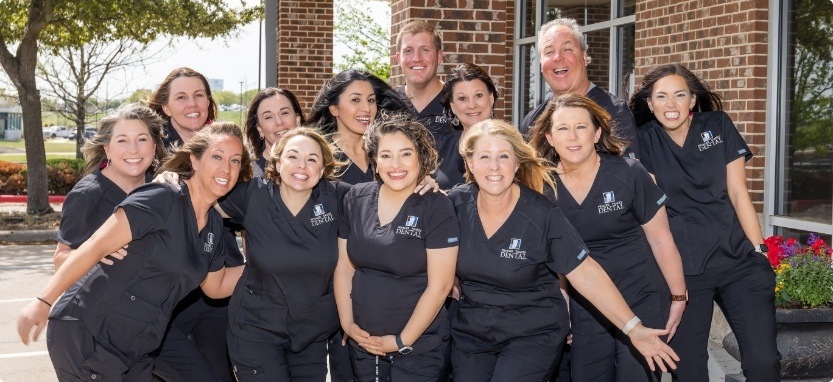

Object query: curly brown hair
[364,112,438,182]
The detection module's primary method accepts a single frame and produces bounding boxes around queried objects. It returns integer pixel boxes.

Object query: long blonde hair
[460,119,556,194]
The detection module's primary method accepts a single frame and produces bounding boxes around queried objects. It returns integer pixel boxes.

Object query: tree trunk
[19,81,53,214]
[74,97,85,159]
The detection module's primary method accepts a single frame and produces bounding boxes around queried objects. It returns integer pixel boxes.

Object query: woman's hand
[628,324,679,372]
[343,322,381,354]
[152,171,181,190]
[363,335,399,356]
[17,299,51,345]
[99,245,128,266]
[665,301,686,341]
[414,175,442,195]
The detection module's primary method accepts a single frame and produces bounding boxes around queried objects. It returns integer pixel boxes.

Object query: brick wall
[389,0,514,121]
[276,0,334,111]
[634,0,769,211]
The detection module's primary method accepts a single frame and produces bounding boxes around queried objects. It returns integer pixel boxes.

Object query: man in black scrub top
[394,20,464,189]
[519,18,639,160]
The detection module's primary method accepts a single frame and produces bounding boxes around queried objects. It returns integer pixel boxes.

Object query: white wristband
[622,316,641,336]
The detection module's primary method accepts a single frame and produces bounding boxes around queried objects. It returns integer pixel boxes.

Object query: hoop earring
[451,116,460,128]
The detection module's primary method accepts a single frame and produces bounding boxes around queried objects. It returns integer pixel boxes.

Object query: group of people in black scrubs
[17,15,778,382]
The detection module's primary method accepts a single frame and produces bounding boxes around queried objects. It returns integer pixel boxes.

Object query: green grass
[0,139,79,163]
[218,110,248,126]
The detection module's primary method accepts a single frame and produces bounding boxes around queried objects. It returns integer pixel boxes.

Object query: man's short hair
[538,18,588,53]
[396,20,443,52]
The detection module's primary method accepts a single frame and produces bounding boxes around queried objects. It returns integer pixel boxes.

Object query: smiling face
[276,135,325,193]
[539,25,590,96]
[376,131,420,192]
[257,94,300,153]
[103,119,157,181]
[647,74,697,133]
[163,76,210,133]
[329,80,377,137]
[190,134,243,201]
[545,106,601,170]
[466,134,519,198]
[396,32,443,88]
[449,79,495,130]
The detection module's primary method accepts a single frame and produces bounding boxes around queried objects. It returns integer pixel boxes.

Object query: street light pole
[239,81,244,126]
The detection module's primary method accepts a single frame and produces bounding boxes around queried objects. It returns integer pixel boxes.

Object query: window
[766,0,833,239]
[513,0,635,124]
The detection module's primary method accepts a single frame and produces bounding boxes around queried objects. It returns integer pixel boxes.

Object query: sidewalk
[0,202,61,242]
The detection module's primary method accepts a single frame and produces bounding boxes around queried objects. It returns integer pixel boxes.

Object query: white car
[42,125,72,139]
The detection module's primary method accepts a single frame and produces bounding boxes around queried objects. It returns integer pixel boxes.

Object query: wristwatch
[758,243,769,253]
[395,334,413,355]
[671,290,688,303]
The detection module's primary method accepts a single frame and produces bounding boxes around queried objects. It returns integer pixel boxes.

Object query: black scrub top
[434,129,466,190]
[162,121,184,150]
[50,181,227,365]
[338,181,459,354]
[448,183,588,352]
[334,151,373,186]
[520,84,640,159]
[396,86,449,140]
[52,171,128,319]
[638,111,754,275]
[553,154,669,333]
[219,177,351,351]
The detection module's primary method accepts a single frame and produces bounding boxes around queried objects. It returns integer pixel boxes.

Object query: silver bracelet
[622,316,642,336]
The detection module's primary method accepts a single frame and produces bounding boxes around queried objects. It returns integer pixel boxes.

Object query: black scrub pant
[47,319,154,382]
[350,339,450,382]
[670,252,780,381]
[328,330,357,382]
[227,331,328,381]
[154,290,232,382]
[451,333,564,382]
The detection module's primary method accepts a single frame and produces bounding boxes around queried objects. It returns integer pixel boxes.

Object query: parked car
[42,125,72,139]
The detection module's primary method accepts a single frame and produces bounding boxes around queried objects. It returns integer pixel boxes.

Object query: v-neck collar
[372,182,414,229]
[271,181,317,221]
[554,155,604,208]
[470,184,521,242]
[660,113,698,150]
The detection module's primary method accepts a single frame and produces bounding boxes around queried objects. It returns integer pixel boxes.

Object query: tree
[38,39,161,158]
[334,0,390,80]
[0,0,260,214]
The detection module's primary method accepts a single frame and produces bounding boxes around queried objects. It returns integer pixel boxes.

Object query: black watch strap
[758,243,769,253]
[395,334,405,349]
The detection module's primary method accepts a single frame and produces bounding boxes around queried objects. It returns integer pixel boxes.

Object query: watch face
[759,243,769,253]
[398,346,413,355]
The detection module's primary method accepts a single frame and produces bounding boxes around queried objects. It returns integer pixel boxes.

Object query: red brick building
[273,0,832,240]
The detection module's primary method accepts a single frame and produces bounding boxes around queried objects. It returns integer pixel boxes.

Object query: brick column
[276,0,334,111]
[634,0,769,211]
[389,0,514,121]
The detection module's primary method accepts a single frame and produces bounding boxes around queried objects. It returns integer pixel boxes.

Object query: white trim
[0,351,50,359]
[770,216,833,236]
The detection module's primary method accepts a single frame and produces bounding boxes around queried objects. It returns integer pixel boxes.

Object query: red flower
[764,235,785,268]
[811,238,827,254]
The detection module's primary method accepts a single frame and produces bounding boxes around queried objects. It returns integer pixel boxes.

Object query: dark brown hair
[629,63,723,127]
[440,63,499,128]
[159,121,252,183]
[263,127,342,185]
[147,67,218,123]
[245,87,306,157]
[364,112,438,182]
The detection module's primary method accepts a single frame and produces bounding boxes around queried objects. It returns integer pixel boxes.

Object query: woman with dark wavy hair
[629,63,779,381]
[308,69,409,185]
[334,113,458,381]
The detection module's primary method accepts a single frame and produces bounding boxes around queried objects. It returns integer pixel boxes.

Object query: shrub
[0,159,85,195]
[767,234,833,308]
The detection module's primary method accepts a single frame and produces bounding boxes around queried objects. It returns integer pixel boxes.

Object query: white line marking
[0,298,33,304]
[0,351,49,359]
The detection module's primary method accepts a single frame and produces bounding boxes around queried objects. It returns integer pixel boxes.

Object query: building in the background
[0,91,23,140]
[271,0,832,240]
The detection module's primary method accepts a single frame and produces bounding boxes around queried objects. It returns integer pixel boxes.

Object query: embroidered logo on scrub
[698,130,722,152]
[310,203,334,226]
[598,191,624,214]
[500,238,527,260]
[204,232,214,252]
[396,215,423,238]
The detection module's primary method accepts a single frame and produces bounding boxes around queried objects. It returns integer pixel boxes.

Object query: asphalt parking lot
[0,245,57,382]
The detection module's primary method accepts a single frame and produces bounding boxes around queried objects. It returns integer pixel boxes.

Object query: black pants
[451,333,563,382]
[350,339,449,382]
[154,290,233,382]
[227,331,328,381]
[670,252,780,381]
[328,330,356,382]
[47,319,153,382]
